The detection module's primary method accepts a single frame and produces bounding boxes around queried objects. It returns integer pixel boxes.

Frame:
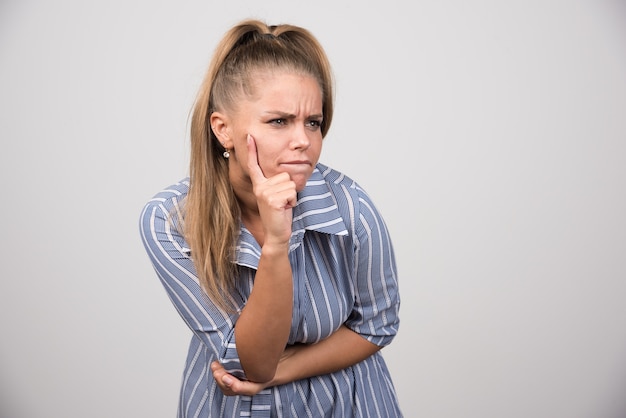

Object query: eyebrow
[264,111,323,119]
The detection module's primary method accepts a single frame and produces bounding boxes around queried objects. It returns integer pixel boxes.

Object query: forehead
[247,69,321,97]
[241,70,323,110]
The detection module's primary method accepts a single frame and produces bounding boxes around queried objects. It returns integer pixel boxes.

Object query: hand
[210,361,268,396]
[247,134,296,246]
[210,347,298,396]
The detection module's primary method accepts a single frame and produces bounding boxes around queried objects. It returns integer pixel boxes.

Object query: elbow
[244,365,276,384]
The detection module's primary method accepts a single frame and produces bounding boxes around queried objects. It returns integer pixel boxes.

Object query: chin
[295,181,308,192]
[293,175,312,192]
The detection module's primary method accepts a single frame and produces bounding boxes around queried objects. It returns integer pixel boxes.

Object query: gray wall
[1,1,625,417]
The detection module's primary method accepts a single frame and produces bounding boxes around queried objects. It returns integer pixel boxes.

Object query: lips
[280,160,311,166]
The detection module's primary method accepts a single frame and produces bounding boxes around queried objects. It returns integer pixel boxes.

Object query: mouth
[280,160,311,166]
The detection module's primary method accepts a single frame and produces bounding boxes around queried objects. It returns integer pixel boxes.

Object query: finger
[221,374,234,387]
[210,361,226,377]
[211,362,228,385]
[220,375,255,397]
[246,134,267,184]
[274,182,298,209]
[212,371,234,395]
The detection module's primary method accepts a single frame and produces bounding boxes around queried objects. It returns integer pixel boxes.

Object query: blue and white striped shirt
[139,163,402,417]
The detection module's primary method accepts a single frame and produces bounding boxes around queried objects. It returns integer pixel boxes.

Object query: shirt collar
[235,165,348,269]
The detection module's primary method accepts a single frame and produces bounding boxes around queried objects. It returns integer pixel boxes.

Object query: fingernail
[222,375,233,385]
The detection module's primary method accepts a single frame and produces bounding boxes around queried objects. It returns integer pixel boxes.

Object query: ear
[210,111,233,148]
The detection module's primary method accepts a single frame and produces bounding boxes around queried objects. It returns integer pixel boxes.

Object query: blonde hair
[184,19,335,309]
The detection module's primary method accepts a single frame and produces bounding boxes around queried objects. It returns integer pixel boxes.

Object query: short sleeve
[138,182,247,379]
[344,185,400,347]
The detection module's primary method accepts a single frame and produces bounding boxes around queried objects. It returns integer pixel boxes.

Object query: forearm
[235,243,293,382]
[270,325,381,386]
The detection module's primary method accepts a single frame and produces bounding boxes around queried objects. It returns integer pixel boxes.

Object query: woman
[139,18,402,417]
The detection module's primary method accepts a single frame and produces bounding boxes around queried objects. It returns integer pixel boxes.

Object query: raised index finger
[246,134,267,185]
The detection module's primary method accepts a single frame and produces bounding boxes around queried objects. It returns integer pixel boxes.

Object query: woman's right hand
[247,134,296,247]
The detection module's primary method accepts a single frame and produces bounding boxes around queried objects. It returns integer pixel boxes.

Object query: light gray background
[1,1,625,417]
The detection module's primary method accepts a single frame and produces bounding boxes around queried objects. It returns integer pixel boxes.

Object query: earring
[223,150,230,159]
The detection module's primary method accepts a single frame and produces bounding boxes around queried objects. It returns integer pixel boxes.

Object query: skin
[209,71,380,393]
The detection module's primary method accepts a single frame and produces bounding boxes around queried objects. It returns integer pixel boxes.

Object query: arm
[212,325,380,396]
[213,181,400,395]
[139,183,248,377]
[273,325,381,384]
[344,184,400,347]
[233,135,296,382]
[234,243,293,382]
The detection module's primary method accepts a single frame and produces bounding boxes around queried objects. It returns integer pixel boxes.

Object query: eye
[269,118,286,126]
[306,120,322,129]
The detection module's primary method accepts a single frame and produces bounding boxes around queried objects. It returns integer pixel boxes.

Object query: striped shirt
[139,163,402,417]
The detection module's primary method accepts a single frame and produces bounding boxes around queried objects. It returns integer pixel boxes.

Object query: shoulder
[313,163,380,231]
[146,178,190,202]
[139,178,190,225]
[315,163,358,198]
[315,163,389,236]
[315,163,374,210]
[143,178,189,209]
[316,163,355,187]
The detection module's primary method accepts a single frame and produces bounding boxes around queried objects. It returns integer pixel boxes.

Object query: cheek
[255,142,282,174]
[310,138,323,160]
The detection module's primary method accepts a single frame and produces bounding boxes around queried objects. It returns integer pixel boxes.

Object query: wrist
[261,241,290,257]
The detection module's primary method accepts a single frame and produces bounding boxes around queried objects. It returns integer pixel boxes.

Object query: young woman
[139,19,402,417]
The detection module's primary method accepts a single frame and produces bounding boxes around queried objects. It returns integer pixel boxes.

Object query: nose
[290,126,311,150]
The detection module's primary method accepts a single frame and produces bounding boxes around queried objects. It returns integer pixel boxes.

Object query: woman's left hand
[211,361,268,396]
